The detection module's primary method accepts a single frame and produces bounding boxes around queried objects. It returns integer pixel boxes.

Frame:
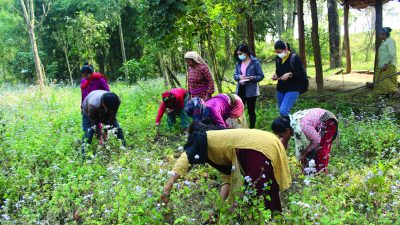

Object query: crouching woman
[161,124,291,214]
[271,108,338,174]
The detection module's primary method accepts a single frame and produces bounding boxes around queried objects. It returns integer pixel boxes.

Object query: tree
[19,0,45,87]
[374,0,383,83]
[327,0,341,69]
[310,0,323,94]
[343,0,351,73]
[275,0,284,38]
[296,0,307,69]
[286,0,295,32]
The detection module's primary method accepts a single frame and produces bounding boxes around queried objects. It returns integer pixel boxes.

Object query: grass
[0,77,399,224]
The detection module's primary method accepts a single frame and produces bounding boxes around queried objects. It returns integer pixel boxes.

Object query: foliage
[1,78,399,224]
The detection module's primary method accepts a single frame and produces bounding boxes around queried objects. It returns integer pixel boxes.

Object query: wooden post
[343,0,351,73]
[310,0,324,94]
[374,0,383,83]
[296,0,307,69]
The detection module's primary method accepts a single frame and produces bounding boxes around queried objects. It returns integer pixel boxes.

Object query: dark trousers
[81,114,125,155]
[237,149,282,212]
[238,86,257,128]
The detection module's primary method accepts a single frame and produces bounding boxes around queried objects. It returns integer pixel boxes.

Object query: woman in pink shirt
[271,108,338,174]
[233,44,264,128]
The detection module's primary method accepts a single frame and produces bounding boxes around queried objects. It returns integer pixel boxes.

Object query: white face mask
[277,52,286,59]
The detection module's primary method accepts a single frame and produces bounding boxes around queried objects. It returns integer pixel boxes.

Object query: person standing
[233,43,264,129]
[374,27,398,96]
[80,62,110,103]
[184,51,215,100]
[272,40,308,116]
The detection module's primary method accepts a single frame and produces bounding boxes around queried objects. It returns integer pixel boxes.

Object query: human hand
[271,74,278,81]
[279,73,292,81]
[239,75,246,80]
[160,190,170,205]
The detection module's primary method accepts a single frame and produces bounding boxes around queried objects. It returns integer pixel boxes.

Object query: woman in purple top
[184,94,245,128]
[80,63,110,103]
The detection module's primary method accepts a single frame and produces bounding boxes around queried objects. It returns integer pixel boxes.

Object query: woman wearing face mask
[233,43,264,129]
[272,40,307,117]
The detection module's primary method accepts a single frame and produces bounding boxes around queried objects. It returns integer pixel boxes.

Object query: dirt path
[308,72,400,91]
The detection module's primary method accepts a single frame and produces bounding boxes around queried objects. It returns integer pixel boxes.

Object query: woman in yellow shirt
[161,123,291,213]
[375,27,398,95]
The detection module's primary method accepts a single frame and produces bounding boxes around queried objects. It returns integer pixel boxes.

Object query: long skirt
[374,64,398,95]
[237,149,282,212]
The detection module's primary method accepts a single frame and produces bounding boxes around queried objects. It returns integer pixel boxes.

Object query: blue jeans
[277,91,299,116]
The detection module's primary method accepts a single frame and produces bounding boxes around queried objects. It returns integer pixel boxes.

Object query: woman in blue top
[233,43,264,128]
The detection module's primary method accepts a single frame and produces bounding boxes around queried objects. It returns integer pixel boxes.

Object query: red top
[155,88,188,124]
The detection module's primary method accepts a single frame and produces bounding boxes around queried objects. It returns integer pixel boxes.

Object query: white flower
[244,176,252,183]
[184,180,191,187]
[308,159,316,168]
[261,174,266,179]
[177,146,183,151]
[145,158,150,164]
[377,170,383,176]
[231,165,236,171]
[194,155,200,159]
[369,191,374,196]
[2,214,10,220]
[265,161,270,165]
[304,178,311,186]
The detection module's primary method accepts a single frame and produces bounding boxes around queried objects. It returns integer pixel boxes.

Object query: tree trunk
[206,31,223,93]
[310,0,324,94]
[158,57,170,88]
[63,46,73,85]
[343,0,351,73]
[327,0,342,69]
[118,18,128,79]
[296,0,307,69]
[20,0,45,88]
[246,0,256,56]
[286,0,295,31]
[374,0,383,83]
[275,0,284,38]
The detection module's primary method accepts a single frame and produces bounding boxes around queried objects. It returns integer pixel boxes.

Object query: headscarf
[185,97,209,122]
[184,51,207,65]
[381,27,392,36]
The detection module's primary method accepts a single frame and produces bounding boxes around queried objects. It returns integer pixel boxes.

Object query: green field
[0,78,399,224]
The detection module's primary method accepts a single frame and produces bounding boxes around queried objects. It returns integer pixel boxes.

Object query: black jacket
[275,53,307,93]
